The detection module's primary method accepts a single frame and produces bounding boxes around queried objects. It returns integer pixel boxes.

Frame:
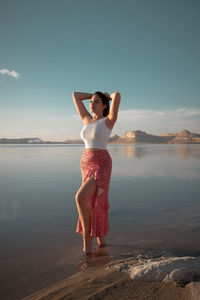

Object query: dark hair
[94,91,110,117]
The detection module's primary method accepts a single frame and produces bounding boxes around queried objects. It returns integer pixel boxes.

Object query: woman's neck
[93,114,104,120]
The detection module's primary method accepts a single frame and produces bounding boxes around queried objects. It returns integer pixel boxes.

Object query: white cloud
[119,107,200,121]
[113,107,200,136]
[0,69,20,78]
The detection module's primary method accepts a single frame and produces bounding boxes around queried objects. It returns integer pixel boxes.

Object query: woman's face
[90,94,106,114]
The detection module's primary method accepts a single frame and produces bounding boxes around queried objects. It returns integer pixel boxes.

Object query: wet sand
[21,255,192,300]
[1,232,200,300]
[21,246,200,300]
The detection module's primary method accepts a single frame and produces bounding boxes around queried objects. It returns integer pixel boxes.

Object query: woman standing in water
[72,91,121,256]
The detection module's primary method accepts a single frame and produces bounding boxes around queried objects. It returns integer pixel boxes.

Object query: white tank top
[80,117,112,149]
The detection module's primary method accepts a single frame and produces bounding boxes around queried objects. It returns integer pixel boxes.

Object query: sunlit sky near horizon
[0,0,200,141]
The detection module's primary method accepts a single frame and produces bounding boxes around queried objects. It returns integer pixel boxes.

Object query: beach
[22,247,200,300]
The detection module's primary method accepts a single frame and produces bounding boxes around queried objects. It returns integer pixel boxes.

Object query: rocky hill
[0,130,200,144]
[0,137,45,144]
[109,129,200,144]
[110,130,175,144]
[168,130,200,144]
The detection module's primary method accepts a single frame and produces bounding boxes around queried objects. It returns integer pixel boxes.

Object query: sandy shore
[22,249,200,300]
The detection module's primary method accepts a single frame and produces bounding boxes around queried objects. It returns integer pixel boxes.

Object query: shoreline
[22,250,200,300]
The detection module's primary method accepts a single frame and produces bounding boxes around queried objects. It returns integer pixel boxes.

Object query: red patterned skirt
[76,149,112,237]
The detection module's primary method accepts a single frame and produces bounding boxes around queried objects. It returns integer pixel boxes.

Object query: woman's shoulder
[82,116,115,129]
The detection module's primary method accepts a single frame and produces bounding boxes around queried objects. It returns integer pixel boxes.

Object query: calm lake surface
[0,144,200,299]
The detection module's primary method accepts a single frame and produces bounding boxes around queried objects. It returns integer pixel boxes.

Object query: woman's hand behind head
[103,92,111,100]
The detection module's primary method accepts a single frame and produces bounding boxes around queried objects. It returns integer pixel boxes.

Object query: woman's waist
[81,148,111,159]
[82,138,109,150]
[84,148,107,152]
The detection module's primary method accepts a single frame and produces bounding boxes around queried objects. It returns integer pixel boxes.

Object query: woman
[72,91,121,256]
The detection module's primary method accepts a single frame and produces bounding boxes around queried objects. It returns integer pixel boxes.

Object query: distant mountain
[0,137,45,144]
[64,139,83,144]
[108,130,200,144]
[109,130,175,144]
[0,130,200,144]
[108,134,120,142]
[168,130,200,144]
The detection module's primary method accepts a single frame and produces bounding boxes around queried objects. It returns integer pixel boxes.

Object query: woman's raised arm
[108,92,121,122]
[72,92,93,122]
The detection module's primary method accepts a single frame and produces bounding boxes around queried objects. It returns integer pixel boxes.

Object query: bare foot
[97,237,105,248]
[98,242,106,248]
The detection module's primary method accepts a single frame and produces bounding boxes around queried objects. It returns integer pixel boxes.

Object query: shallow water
[0,144,200,299]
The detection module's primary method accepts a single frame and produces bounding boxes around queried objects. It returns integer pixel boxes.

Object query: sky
[0,0,200,141]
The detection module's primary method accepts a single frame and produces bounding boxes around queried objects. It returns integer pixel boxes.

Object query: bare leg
[77,201,91,252]
[75,177,97,253]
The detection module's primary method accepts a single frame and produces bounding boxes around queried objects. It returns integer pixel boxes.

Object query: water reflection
[108,145,200,179]
[0,144,200,224]
[76,247,111,271]
[110,144,200,159]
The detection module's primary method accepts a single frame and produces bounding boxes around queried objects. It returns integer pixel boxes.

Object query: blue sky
[0,0,200,141]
